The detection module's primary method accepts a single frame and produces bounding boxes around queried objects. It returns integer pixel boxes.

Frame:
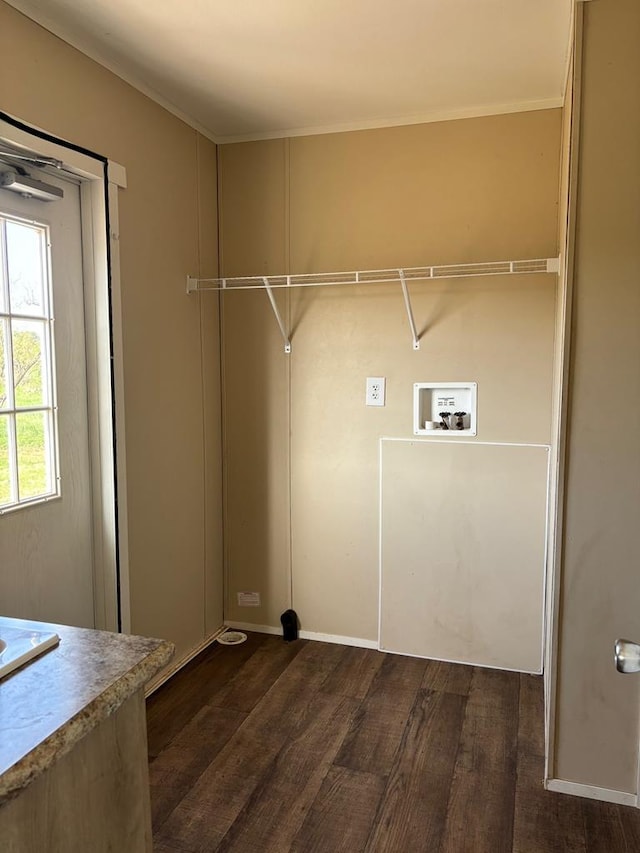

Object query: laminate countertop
[0,615,174,806]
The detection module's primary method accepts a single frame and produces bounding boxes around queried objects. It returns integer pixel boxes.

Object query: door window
[0,213,58,511]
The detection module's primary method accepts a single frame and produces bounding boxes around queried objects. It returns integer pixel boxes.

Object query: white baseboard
[299,629,378,649]
[546,779,637,808]
[224,621,378,650]
[224,621,280,636]
[379,644,542,675]
[144,626,227,696]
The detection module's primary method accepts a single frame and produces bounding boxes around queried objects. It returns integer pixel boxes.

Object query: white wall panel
[380,440,549,672]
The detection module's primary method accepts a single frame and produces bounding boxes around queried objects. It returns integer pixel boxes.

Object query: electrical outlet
[366,376,386,407]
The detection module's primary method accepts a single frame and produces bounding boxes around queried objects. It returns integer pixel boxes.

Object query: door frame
[543,1,640,807]
[0,112,130,632]
[543,1,582,792]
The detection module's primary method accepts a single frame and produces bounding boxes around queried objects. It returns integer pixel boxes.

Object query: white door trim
[0,113,129,632]
[542,3,584,786]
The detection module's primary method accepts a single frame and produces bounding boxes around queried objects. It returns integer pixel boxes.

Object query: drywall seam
[196,131,207,640]
[217,146,232,624]
[284,136,293,612]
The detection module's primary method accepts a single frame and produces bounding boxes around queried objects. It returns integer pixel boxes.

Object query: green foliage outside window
[0,326,48,505]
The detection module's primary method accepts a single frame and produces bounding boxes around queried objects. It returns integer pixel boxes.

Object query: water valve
[454,411,467,430]
[413,382,477,436]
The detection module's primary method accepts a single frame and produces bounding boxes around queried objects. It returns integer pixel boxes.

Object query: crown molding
[216,98,564,145]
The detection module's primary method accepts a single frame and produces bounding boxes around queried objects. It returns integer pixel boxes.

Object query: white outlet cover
[366,376,386,407]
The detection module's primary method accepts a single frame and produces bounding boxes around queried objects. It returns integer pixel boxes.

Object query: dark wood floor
[147,633,640,852]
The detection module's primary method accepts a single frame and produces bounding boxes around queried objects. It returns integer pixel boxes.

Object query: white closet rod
[187,257,560,293]
[187,256,560,353]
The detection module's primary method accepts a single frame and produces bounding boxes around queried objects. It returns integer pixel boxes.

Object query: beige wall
[0,2,224,662]
[6,0,639,797]
[220,111,562,639]
[554,0,640,793]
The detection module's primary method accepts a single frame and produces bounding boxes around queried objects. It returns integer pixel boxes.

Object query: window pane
[6,220,46,317]
[12,319,46,407]
[0,319,9,409]
[16,411,51,499]
[0,214,57,510]
[0,415,11,506]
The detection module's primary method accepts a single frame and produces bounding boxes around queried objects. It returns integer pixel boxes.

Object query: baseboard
[144,626,227,696]
[299,629,378,649]
[546,779,638,807]
[224,621,378,650]
[224,621,281,637]
[379,644,542,675]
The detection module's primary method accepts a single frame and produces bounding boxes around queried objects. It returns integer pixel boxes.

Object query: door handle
[615,639,640,673]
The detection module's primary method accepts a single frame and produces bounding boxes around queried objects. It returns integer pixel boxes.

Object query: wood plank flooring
[147,634,640,852]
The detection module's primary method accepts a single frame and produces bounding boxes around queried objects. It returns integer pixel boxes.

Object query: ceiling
[6,0,573,143]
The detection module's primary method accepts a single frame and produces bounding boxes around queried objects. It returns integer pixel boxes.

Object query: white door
[0,169,95,628]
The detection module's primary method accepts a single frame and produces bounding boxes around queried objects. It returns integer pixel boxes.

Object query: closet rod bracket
[263,277,291,354]
[399,270,420,350]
